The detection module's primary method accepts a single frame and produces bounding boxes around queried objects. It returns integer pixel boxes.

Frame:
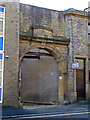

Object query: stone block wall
[65,12,88,101]
[0,0,19,107]
[20,3,65,37]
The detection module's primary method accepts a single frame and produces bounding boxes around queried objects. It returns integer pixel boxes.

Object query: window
[0,7,4,37]
[0,37,3,50]
[0,6,5,103]
[0,71,2,86]
[0,54,3,87]
[0,60,2,69]
[0,12,4,19]
[0,21,3,36]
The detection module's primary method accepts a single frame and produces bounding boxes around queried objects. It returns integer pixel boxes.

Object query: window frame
[0,6,5,103]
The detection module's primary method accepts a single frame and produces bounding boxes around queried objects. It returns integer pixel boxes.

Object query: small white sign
[72,61,79,69]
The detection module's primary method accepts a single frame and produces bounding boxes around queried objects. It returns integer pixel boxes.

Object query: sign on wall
[72,61,79,69]
[0,6,5,103]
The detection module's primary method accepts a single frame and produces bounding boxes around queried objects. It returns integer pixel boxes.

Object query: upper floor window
[0,7,4,37]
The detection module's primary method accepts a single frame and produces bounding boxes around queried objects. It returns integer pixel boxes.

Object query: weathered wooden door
[76,59,85,100]
[89,70,90,82]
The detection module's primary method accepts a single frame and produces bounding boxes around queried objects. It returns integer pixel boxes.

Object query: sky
[20,0,89,11]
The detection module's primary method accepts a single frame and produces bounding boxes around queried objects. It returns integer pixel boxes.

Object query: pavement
[1,100,90,119]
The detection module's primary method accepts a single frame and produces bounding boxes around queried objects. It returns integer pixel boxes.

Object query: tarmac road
[2,101,90,120]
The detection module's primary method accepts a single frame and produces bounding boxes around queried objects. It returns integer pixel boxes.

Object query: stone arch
[19,43,66,104]
[19,44,61,64]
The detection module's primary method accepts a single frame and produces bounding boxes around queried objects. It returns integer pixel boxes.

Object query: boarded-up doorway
[20,48,58,104]
[76,59,86,101]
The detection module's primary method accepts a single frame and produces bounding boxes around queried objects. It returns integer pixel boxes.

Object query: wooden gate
[89,70,90,82]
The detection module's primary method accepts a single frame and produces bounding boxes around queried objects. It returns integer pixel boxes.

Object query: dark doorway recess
[76,58,86,101]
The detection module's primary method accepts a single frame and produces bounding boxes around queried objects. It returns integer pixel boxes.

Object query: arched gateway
[19,26,70,105]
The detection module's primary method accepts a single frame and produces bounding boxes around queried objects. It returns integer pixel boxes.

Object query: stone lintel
[20,33,70,45]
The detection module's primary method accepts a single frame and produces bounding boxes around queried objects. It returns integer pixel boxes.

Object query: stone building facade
[0,0,89,107]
